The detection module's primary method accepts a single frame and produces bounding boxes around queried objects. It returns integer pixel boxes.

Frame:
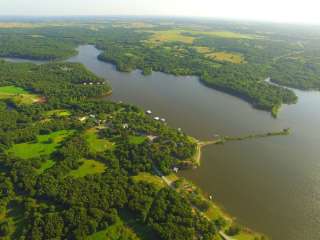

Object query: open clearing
[36,160,56,175]
[68,159,106,178]
[191,30,261,39]
[205,51,246,64]
[84,128,115,153]
[128,135,147,145]
[7,130,74,159]
[0,85,41,104]
[132,172,166,190]
[146,30,195,44]
[44,109,71,117]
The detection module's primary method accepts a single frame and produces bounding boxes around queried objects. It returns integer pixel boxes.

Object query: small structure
[173,167,179,173]
[161,118,166,122]
[147,135,158,142]
[178,128,182,132]
[83,83,87,85]
[89,82,93,85]
[89,114,96,118]
[79,116,87,122]
[123,123,129,129]
[154,117,160,121]
[209,195,213,200]
[146,110,152,115]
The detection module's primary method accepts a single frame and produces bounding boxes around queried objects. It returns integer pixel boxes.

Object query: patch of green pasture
[44,109,71,117]
[36,160,55,175]
[0,86,40,104]
[68,159,106,178]
[128,136,147,145]
[7,130,74,159]
[0,86,28,94]
[132,172,166,190]
[234,230,266,240]
[145,30,195,44]
[84,128,115,153]
[190,30,261,39]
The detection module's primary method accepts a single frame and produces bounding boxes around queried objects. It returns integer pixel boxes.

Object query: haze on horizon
[0,0,319,25]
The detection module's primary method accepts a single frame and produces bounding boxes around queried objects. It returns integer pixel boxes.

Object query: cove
[4,45,320,240]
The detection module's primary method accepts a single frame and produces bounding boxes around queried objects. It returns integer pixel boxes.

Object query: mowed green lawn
[132,172,166,190]
[84,128,115,153]
[0,85,40,104]
[44,109,71,117]
[7,130,74,159]
[68,159,106,178]
[128,135,147,145]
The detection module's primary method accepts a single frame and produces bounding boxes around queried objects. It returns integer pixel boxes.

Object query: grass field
[0,86,40,104]
[84,128,114,153]
[36,160,55,175]
[44,109,71,117]
[205,51,245,64]
[128,135,147,145]
[191,30,261,39]
[194,46,213,54]
[7,130,74,159]
[68,159,106,178]
[146,30,195,44]
[132,172,166,190]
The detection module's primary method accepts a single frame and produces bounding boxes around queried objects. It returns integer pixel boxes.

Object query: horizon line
[0,14,319,27]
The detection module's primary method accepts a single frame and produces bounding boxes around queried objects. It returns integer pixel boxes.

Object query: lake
[5,45,320,239]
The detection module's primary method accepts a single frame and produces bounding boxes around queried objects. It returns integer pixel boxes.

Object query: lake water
[5,45,320,239]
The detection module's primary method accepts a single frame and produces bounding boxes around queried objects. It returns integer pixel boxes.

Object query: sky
[0,0,319,24]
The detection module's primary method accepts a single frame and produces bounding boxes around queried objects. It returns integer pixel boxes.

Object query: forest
[0,20,319,115]
[0,59,228,240]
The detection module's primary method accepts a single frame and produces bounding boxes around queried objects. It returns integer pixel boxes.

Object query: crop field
[7,130,74,159]
[0,85,40,104]
[68,159,106,178]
